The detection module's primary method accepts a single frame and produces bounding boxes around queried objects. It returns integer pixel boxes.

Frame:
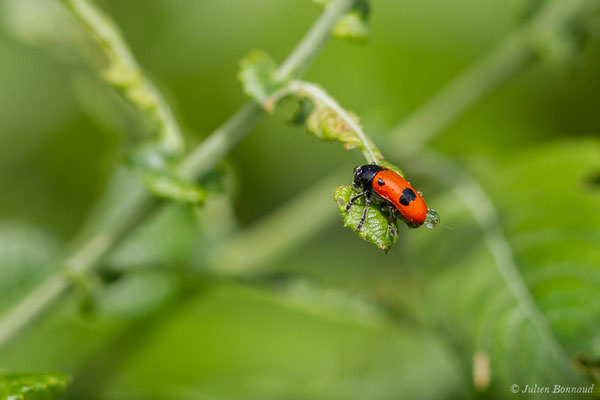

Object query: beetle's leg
[380,203,397,238]
[387,212,397,238]
[357,196,371,231]
[345,190,368,211]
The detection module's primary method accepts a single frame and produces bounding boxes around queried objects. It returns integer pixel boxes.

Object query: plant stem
[0,189,159,347]
[178,0,355,178]
[208,170,346,276]
[60,0,184,154]
[177,103,263,180]
[390,37,531,156]
[201,0,600,278]
[288,81,381,164]
[385,3,599,371]
[0,0,354,350]
[413,151,573,375]
[275,0,353,80]
[390,0,598,155]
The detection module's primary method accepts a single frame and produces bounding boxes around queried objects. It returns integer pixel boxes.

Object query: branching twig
[270,80,381,164]
[0,0,354,349]
[291,81,380,164]
[200,0,600,277]
[208,170,345,275]
[390,0,599,156]
[60,0,184,154]
[413,151,573,375]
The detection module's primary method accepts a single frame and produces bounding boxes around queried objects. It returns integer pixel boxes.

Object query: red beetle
[345,164,432,236]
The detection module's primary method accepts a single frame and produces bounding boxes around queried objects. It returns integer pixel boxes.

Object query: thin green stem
[180,0,356,179]
[208,170,345,276]
[204,0,600,278]
[0,0,353,350]
[288,81,380,164]
[177,103,263,180]
[60,0,184,154]
[384,1,599,370]
[390,36,531,156]
[275,0,354,80]
[414,151,573,375]
[390,0,598,156]
[0,183,159,347]
[181,1,597,385]
[269,80,381,163]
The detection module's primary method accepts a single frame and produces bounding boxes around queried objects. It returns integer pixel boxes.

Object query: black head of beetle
[353,164,384,189]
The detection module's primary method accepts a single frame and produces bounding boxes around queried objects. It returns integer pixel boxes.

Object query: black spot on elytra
[399,188,417,206]
[377,178,385,186]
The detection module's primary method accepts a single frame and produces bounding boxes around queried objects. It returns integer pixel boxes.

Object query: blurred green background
[0,0,599,399]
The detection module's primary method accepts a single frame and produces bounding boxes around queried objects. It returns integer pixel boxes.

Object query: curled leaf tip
[305,103,378,156]
[238,49,286,108]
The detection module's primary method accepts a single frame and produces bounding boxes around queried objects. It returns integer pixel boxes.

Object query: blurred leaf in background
[0,372,70,400]
[409,140,600,396]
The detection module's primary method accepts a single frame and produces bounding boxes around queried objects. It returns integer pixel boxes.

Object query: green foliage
[333,185,398,252]
[2,0,600,399]
[238,50,286,110]
[294,83,383,161]
[128,146,207,205]
[314,0,370,44]
[58,0,184,155]
[305,106,360,148]
[238,52,383,162]
[332,10,369,44]
[101,64,150,117]
[96,270,180,320]
[0,373,70,400]
[410,140,600,395]
[107,203,204,271]
[140,170,207,205]
[274,95,315,125]
[379,160,404,178]
[0,223,60,313]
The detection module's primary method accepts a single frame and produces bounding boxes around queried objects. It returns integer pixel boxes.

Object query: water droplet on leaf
[425,209,440,229]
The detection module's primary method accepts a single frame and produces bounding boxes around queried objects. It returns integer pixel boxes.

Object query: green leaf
[96,270,180,320]
[379,160,405,178]
[410,139,600,392]
[141,169,207,205]
[285,82,383,160]
[238,50,286,110]
[332,11,369,44]
[128,144,207,205]
[91,282,464,399]
[0,373,70,400]
[313,0,370,44]
[274,95,315,125]
[333,185,398,252]
[531,28,583,68]
[304,100,382,160]
[0,223,61,313]
[306,106,361,148]
[107,204,203,271]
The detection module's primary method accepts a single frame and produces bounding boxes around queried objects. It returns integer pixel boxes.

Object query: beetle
[345,164,429,236]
